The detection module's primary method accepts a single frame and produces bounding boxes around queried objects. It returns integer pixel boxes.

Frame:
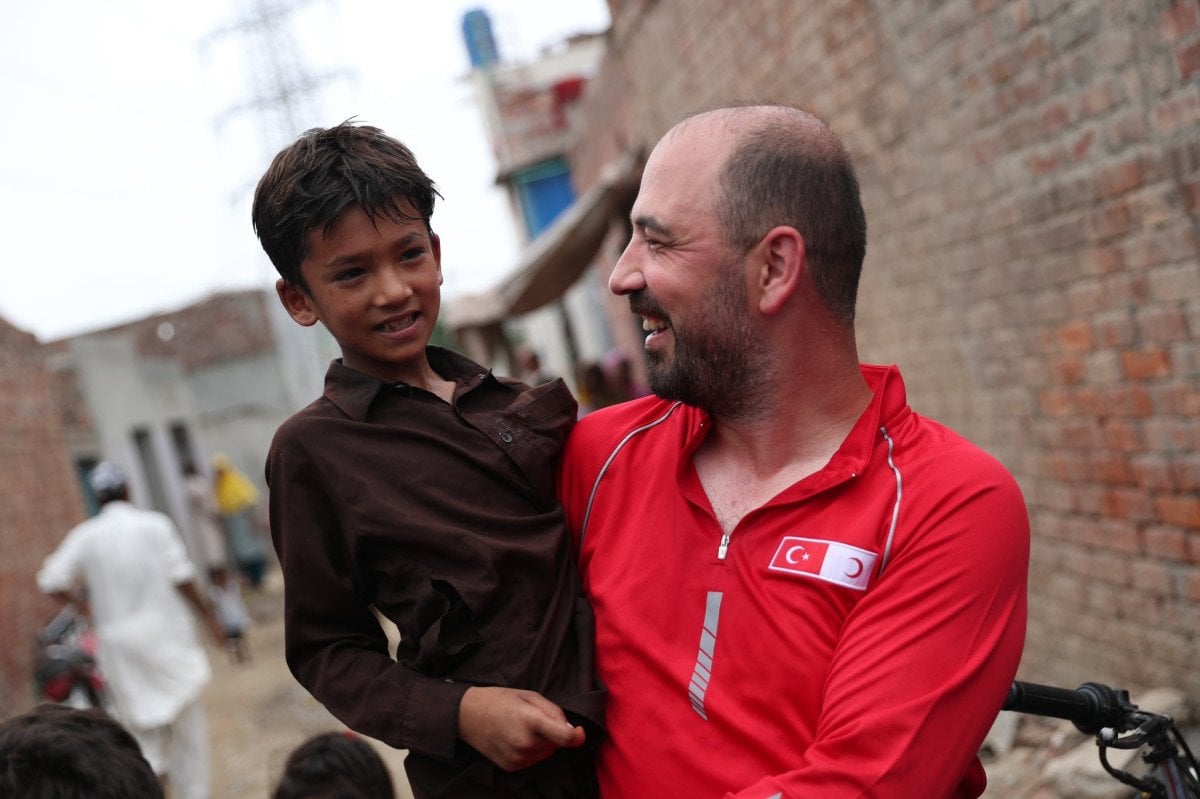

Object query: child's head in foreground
[271,730,396,799]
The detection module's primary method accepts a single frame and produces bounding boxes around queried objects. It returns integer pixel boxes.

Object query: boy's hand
[458,686,586,771]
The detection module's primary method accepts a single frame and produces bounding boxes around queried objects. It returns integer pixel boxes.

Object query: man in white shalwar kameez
[38,462,224,799]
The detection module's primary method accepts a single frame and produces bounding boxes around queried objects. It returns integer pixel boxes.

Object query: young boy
[252,122,603,798]
[207,565,251,663]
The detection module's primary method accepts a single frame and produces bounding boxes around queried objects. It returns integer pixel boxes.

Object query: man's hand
[458,686,586,771]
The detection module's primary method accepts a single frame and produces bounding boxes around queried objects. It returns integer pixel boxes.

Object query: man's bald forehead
[669,104,836,150]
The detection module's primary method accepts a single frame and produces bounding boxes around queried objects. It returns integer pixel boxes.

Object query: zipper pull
[717,531,731,560]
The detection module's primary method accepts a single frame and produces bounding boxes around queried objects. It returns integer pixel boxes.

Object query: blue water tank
[462,9,501,69]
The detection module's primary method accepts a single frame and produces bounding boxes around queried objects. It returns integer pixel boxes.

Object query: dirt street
[200,572,414,798]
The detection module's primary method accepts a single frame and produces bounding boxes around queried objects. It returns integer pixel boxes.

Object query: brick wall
[0,317,87,717]
[583,0,1200,697]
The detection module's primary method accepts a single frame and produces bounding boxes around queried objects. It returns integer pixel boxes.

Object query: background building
[0,291,333,717]
[0,317,87,717]
[449,10,623,389]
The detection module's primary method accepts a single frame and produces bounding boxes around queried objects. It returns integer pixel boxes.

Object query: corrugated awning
[445,151,641,330]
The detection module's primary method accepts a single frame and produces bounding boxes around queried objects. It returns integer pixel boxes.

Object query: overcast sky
[0,0,611,341]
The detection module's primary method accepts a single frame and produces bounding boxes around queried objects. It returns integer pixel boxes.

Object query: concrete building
[447,11,628,390]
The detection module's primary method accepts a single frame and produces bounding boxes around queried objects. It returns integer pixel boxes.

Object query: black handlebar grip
[1003,680,1129,735]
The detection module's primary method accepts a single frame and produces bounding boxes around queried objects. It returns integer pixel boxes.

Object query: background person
[211,453,271,589]
[37,461,224,799]
[559,104,1030,798]
[515,345,554,386]
[182,458,228,575]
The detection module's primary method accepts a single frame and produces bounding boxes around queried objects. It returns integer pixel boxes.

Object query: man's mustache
[628,290,667,321]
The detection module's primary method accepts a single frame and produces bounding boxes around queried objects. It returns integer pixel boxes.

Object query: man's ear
[276,278,319,327]
[754,226,805,315]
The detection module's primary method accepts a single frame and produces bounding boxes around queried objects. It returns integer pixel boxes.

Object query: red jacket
[559,365,1029,798]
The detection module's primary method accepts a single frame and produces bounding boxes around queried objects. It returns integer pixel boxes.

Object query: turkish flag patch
[768,536,877,591]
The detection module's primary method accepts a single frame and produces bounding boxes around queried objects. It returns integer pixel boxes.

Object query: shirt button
[500,432,513,443]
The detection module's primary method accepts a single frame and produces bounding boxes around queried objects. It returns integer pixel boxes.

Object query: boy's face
[278,201,443,384]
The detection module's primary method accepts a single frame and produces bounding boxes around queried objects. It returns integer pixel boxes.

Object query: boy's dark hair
[0,703,165,798]
[252,120,441,287]
[272,731,395,799]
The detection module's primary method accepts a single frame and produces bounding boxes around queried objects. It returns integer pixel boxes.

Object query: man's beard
[635,264,770,420]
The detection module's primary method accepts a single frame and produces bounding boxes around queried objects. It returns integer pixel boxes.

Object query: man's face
[277,201,442,384]
[611,124,769,417]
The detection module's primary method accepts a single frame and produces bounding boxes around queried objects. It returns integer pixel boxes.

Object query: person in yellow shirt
[211,454,270,589]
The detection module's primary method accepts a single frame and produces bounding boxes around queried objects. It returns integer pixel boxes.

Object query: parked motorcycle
[32,604,109,711]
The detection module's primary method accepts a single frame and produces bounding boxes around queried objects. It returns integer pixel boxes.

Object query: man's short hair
[0,703,164,798]
[251,120,441,287]
[713,105,867,327]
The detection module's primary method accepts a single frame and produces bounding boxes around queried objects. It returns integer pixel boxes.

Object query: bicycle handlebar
[1003,680,1132,735]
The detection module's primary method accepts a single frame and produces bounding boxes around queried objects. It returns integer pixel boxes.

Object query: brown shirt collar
[322,346,493,422]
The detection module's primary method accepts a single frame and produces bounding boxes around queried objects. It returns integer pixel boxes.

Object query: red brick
[1177,39,1200,80]
[1173,455,1200,491]
[1184,565,1200,601]
[1131,559,1175,595]
[1042,101,1071,133]
[1153,89,1200,136]
[1038,389,1074,417]
[1144,418,1200,452]
[1121,348,1171,380]
[1159,2,1200,41]
[1100,487,1155,521]
[1081,517,1141,552]
[1027,151,1061,177]
[1057,321,1094,351]
[1090,453,1136,485]
[1095,310,1137,347]
[1183,178,1200,214]
[1106,386,1155,417]
[1079,80,1118,118]
[1133,455,1176,491]
[1096,160,1144,199]
[1052,356,1085,384]
[1142,526,1188,560]
[1088,201,1134,241]
[1158,495,1200,529]
[1074,388,1105,417]
[1137,305,1191,342]
[1102,418,1145,452]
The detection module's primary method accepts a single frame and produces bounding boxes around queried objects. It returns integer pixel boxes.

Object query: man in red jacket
[558,103,1029,798]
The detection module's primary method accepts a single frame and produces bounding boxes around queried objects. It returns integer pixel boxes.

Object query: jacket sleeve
[266,421,468,763]
[728,456,1029,798]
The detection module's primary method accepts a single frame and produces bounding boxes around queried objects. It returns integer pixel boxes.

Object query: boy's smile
[277,200,443,386]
